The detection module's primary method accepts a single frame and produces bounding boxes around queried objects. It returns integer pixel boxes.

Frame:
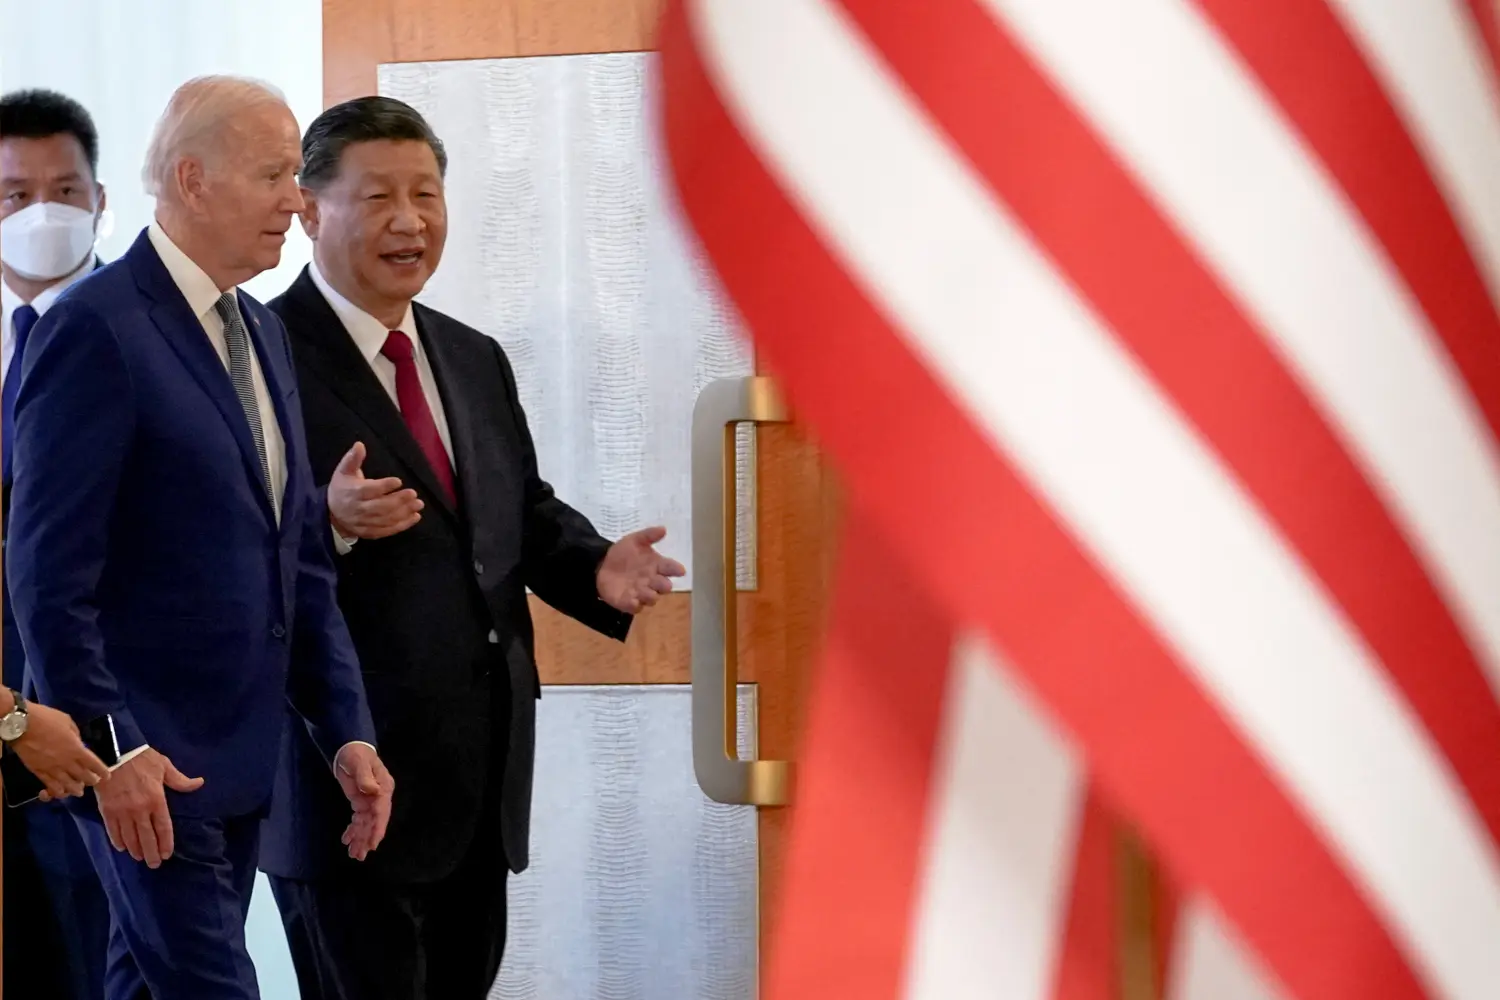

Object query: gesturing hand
[328,441,423,540]
[334,743,394,862]
[11,702,109,801]
[95,748,204,869]
[596,526,687,614]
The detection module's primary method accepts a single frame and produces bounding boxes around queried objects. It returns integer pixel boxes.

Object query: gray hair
[142,75,287,198]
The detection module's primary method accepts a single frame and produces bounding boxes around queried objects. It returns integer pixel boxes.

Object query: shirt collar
[147,221,228,322]
[2,253,97,322]
[309,261,417,364]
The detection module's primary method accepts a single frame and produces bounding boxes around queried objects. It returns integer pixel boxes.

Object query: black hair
[300,96,447,189]
[0,89,100,177]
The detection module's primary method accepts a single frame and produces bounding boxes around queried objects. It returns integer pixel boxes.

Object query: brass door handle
[691,376,792,806]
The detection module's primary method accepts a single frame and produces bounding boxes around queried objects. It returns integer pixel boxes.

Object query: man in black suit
[259,96,685,1000]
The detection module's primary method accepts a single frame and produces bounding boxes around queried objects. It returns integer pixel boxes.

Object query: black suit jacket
[258,268,630,883]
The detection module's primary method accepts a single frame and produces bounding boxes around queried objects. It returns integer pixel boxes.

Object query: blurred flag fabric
[659,1,1500,998]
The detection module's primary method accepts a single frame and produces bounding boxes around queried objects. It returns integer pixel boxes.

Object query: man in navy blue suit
[7,75,395,1000]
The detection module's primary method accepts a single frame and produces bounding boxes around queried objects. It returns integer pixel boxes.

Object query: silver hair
[142,75,288,199]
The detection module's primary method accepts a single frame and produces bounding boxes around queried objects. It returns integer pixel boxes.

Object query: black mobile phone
[2,714,124,808]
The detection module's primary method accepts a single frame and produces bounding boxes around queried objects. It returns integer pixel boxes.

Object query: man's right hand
[95,748,204,869]
[10,702,109,801]
[328,441,423,540]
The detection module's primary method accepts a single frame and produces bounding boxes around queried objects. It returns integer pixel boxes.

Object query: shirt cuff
[331,522,357,555]
[114,743,151,770]
[332,740,378,775]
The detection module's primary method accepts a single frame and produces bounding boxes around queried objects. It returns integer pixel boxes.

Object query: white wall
[0,3,322,993]
[0,0,323,302]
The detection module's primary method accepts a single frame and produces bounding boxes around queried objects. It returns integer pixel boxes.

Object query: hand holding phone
[2,710,117,807]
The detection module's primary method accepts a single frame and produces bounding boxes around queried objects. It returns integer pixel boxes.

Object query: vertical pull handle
[690,376,792,806]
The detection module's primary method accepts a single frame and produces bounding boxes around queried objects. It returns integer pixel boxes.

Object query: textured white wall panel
[494,685,759,999]
[380,54,757,590]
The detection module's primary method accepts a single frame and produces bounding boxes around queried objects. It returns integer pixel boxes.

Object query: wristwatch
[0,689,29,743]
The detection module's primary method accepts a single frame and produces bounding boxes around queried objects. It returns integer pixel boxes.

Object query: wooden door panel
[738,423,842,921]
[531,594,692,684]
[324,0,664,104]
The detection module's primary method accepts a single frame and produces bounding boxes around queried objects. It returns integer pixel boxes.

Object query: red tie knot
[381,330,415,363]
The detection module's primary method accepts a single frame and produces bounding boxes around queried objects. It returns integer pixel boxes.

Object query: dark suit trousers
[74,810,262,1000]
[4,802,110,1000]
[268,823,510,1000]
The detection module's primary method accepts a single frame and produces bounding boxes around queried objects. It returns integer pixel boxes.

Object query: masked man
[0,88,113,1000]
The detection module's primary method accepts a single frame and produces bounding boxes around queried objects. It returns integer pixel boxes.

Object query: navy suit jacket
[7,230,376,818]
[2,255,104,694]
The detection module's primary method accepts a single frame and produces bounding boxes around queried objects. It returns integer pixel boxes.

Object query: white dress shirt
[148,223,287,522]
[310,263,457,557]
[309,262,454,462]
[1,254,96,383]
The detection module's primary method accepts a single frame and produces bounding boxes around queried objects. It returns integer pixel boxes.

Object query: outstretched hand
[596,526,687,614]
[327,441,424,540]
[334,743,394,861]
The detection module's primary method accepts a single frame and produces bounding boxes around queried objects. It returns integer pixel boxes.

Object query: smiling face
[194,102,305,284]
[300,138,446,328]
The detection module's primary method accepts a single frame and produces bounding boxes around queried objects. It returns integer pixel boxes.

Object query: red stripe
[1459,0,1500,96]
[835,0,1500,854]
[759,512,956,998]
[1192,0,1500,441]
[660,5,1428,997]
[1049,792,1124,1000]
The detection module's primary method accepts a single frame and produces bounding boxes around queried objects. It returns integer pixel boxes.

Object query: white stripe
[688,1,1500,997]
[904,635,1084,1000]
[981,0,1500,716]
[1325,0,1500,312]
[1167,902,1287,1000]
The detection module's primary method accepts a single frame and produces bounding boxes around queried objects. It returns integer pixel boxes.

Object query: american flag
[660,1,1500,998]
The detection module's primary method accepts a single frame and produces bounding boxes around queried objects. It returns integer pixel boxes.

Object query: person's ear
[177,158,210,213]
[299,186,321,241]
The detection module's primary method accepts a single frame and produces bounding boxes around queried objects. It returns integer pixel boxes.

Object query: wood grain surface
[324,0,665,104]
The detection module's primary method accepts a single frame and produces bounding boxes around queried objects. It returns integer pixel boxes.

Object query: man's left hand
[333,743,394,861]
[597,526,687,614]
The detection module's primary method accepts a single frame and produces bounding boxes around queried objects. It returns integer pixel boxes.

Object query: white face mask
[0,201,98,281]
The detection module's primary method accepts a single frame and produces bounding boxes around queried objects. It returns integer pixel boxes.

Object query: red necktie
[381,330,456,506]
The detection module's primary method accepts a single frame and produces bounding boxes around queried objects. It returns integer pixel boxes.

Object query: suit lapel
[283,272,458,524]
[128,234,276,527]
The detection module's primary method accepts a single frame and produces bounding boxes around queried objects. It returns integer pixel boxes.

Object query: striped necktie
[213,293,274,503]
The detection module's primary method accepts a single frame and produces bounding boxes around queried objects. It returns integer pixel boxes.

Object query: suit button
[272,624,286,639]
[473,558,484,576]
